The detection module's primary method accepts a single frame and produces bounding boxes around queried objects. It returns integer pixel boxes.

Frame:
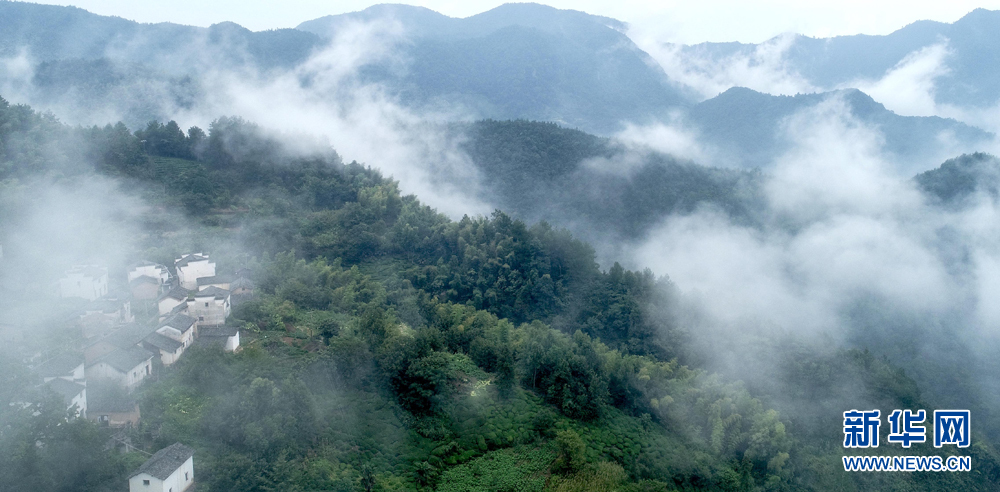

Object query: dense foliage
[0,96,996,491]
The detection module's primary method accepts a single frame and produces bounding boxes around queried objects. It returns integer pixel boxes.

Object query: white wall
[176,258,215,290]
[225,332,240,352]
[128,264,169,284]
[186,296,230,326]
[86,359,152,392]
[59,268,108,300]
[158,297,185,317]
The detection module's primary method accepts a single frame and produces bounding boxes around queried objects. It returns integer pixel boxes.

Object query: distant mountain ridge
[297,3,693,133]
[671,9,1000,108]
[0,2,323,72]
[688,87,994,170]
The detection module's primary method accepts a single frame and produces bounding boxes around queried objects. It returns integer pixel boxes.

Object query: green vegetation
[0,95,997,490]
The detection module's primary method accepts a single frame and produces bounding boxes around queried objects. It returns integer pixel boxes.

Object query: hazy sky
[32,0,1000,43]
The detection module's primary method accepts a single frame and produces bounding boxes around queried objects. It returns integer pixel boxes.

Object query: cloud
[629,97,995,398]
[171,18,492,218]
[635,32,818,100]
[611,117,713,167]
[843,41,952,117]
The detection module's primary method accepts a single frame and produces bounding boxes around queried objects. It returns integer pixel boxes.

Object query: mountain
[298,3,694,133]
[0,2,694,133]
[687,87,994,170]
[460,119,761,245]
[915,152,1000,204]
[672,9,1000,108]
[0,2,323,72]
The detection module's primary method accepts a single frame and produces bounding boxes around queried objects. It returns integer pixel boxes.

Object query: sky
[29,0,1000,44]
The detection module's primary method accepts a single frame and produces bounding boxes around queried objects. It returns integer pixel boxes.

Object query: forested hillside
[1,95,997,491]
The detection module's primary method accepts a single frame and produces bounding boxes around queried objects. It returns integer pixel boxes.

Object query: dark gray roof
[35,353,84,377]
[99,346,153,373]
[131,443,195,480]
[193,286,230,299]
[159,285,190,302]
[87,386,137,413]
[92,323,157,350]
[160,313,196,333]
[231,277,254,289]
[175,254,210,268]
[197,274,234,286]
[130,275,160,287]
[44,378,85,404]
[129,261,168,271]
[199,325,238,337]
[144,332,183,352]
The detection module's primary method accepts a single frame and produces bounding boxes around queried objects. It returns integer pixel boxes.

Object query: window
[199,316,204,322]
[204,302,209,307]
[143,480,149,485]
[185,472,189,481]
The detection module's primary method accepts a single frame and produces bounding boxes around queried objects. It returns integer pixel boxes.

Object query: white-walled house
[158,313,197,346]
[128,262,171,300]
[87,386,141,428]
[43,378,87,419]
[196,274,233,291]
[175,254,215,290]
[128,261,171,285]
[187,287,230,326]
[86,347,154,392]
[79,297,134,339]
[157,286,189,318]
[199,325,240,352]
[59,266,109,300]
[35,353,86,384]
[129,443,195,492]
[84,323,157,365]
[142,314,196,366]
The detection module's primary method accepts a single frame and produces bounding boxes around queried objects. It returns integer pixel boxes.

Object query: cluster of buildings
[29,253,252,427]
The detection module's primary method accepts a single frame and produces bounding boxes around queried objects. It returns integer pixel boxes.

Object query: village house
[157,286,189,318]
[142,314,197,366]
[196,274,233,291]
[187,287,231,326]
[86,346,154,392]
[85,323,157,364]
[59,266,109,300]
[128,261,171,285]
[87,385,141,428]
[34,352,86,384]
[129,275,161,300]
[78,297,134,339]
[43,378,87,418]
[175,254,215,290]
[230,276,254,296]
[128,261,172,300]
[129,443,195,492]
[198,325,241,352]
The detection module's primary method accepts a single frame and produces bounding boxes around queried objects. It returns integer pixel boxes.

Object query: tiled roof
[34,352,83,377]
[197,275,234,287]
[175,254,210,268]
[192,286,229,299]
[144,332,183,352]
[130,443,194,480]
[43,378,85,403]
[199,325,238,337]
[99,346,153,373]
